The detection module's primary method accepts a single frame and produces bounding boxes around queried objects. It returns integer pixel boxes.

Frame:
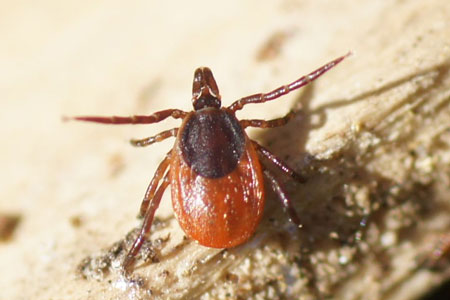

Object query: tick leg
[228,52,351,112]
[263,169,301,226]
[138,151,171,218]
[240,111,295,129]
[253,141,307,183]
[122,172,170,274]
[131,128,178,147]
[64,108,187,124]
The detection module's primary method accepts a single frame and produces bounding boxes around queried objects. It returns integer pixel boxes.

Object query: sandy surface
[1,1,450,299]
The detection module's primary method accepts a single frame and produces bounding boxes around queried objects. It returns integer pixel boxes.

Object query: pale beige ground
[1,1,450,299]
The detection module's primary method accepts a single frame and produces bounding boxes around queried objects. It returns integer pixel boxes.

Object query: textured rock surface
[1,1,450,299]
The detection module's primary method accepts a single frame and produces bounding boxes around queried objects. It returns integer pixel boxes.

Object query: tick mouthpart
[192,67,221,110]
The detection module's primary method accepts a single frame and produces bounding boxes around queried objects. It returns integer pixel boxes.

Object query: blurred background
[1,1,449,299]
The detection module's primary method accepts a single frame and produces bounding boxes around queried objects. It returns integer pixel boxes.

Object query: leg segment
[131,128,178,147]
[228,52,351,112]
[64,108,187,124]
[240,111,295,129]
[263,169,301,226]
[138,151,171,217]
[122,172,170,274]
[253,141,307,183]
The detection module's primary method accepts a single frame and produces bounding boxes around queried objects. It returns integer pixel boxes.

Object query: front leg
[64,109,187,125]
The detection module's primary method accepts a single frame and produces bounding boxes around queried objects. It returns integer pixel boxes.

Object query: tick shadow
[248,61,449,296]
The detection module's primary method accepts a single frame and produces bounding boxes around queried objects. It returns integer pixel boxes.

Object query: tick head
[192,67,221,111]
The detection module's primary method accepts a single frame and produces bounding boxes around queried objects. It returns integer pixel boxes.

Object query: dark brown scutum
[180,109,245,178]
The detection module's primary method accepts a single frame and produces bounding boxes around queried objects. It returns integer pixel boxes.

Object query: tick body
[68,53,350,274]
[172,107,264,248]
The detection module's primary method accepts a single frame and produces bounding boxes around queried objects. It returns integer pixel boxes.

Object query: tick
[67,53,350,274]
